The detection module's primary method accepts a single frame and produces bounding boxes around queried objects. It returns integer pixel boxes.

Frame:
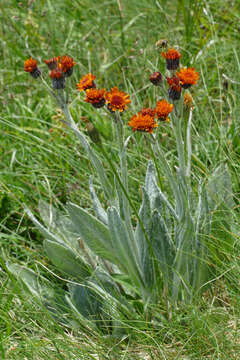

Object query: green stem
[186,107,193,177]
[172,97,186,179]
[150,134,184,219]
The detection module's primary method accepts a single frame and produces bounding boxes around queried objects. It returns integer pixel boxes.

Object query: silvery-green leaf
[135,187,154,287]
[7,263,48,299]
[25,207,64,245]
[38,200,79,249]
[67,202,117,263]
[89,176,108,225]
[114,172,124,219]
[172,214,194,301]
[68,273,114,331]
[87,271,138,321]
[145,161,178,220]
[68,283,103,321]
[44,239,91,279]
[191,185,211,293]
[145,160,162,211]
[150,210,174,279]
[107,206,143,287]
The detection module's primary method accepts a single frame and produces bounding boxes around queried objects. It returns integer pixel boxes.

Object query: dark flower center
[112,95,123,105]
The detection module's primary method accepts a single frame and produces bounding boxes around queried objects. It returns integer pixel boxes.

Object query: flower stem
[186,107,193,178]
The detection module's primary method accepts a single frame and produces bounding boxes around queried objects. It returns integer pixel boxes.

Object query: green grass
[1,0,240,358]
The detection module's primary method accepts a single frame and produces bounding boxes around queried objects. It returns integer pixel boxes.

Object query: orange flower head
[50,67,63,79]
[60,55,76,77]
[76,73,96,91]
[176,67,199,88]
[155,99,174,121]
[128,114,158,133]
[44,56,60,70]
[85,88,106,108]
[24,57,41,78]
[24,57,38,72]
[50,67,65,89]
[161,48,181,70]
[105,87,131,112]
[167,76,182,100]
[139,108,156,118]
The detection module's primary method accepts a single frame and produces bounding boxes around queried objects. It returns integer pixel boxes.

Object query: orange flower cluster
[24,45,199,136]
[24,55,76,88]
[128,99,174,133]
[44,55,76,88]
[76,74,131,111]
[149,47,199,101]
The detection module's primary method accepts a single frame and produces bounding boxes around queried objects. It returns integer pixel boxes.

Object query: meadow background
[0,0,240,358]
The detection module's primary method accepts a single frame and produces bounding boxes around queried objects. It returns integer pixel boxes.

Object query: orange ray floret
[44,56,60,70]
[161,48,181,60]
[167,76,182,100]
[161,48,181,70]
[139,108,156,118]
[60,55,76,72]
[176,67,199,88]
[84,88,106,108]
[105,87,131,112]
[24,57,38,73]
[128,114,158,133]
[167,76,181,92]
[76,73,96,91]
[50,67,63,79]
[155,99,174,121]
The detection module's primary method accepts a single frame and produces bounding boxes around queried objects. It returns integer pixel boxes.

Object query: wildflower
[105,87,131,112]
[184,92,194,108]
[44,57,60,70]
[176,67,199,88]
[84,88,106,108]
[155,99,174,121]
[149,71,162,86]
[50,67,65,89]
[60,55,76,77]
[161,48,181,70]
[139,108,156,118]
[128,113,158,133]
[167,76,182,100]
[24,57,41,78]
[76,73,96,91]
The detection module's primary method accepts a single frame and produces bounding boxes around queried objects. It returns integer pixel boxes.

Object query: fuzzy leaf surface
[44,239,91,280]
[67,202,117,263]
